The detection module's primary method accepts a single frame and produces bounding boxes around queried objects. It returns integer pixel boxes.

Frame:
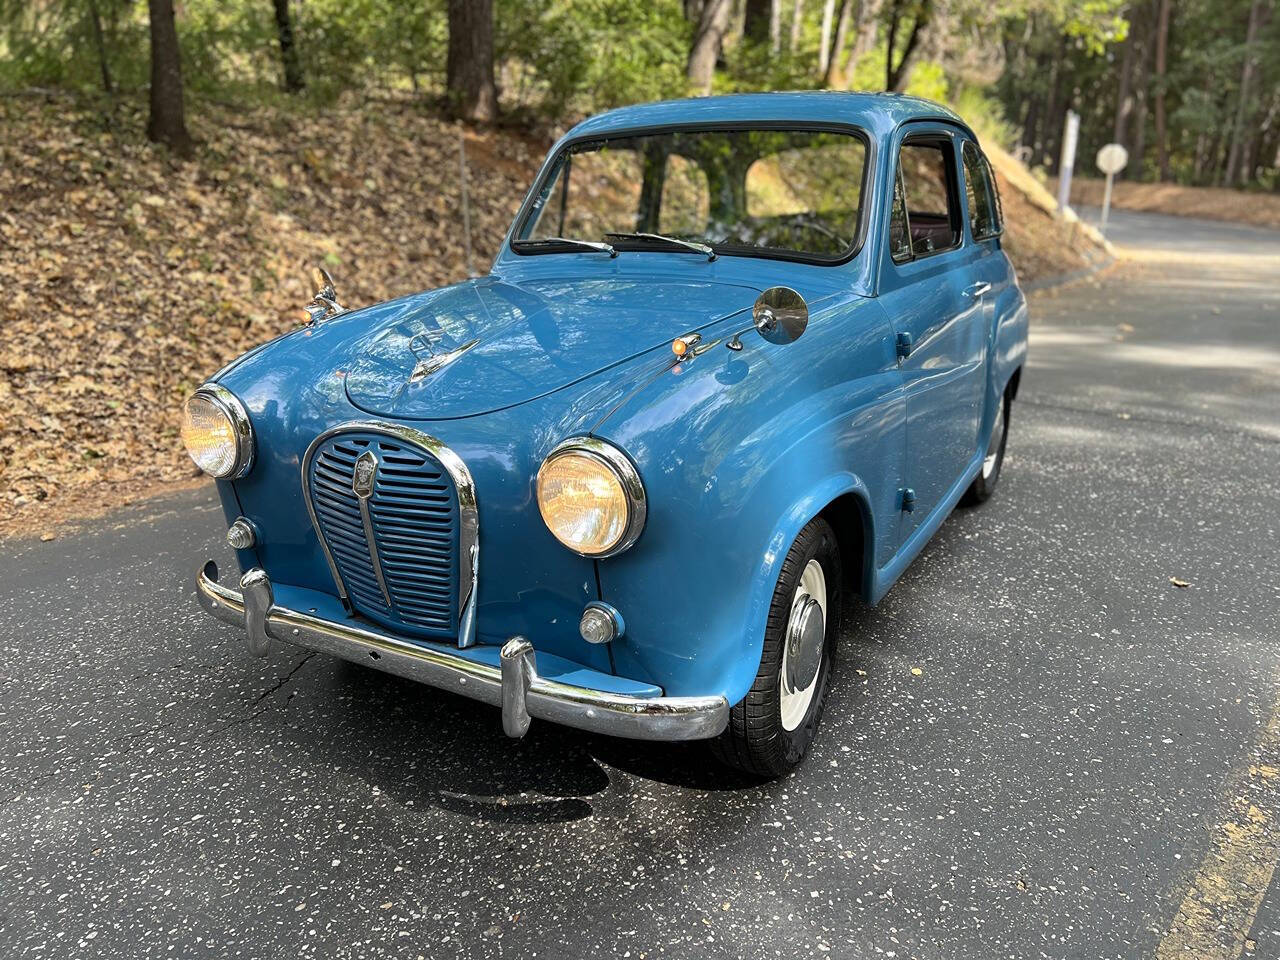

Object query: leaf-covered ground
[0,93,1103,535]
[0,94,541,534]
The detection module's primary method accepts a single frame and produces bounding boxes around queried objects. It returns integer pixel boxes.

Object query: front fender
[592,296,904,704]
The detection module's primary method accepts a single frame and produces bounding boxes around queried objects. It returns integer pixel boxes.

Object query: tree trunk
[885,0,902,91]
[1022,95,1041,158]
[1131,2,1153,180]
[88,0,113,94]
[770,0,783,52]
[1041,38,1066,170]
[1224,0,1267,186]
[846,0,883,85]
[818,0,836,74]
[823,0,854,88]
[1020,29,1048,154]
[446,0,497,123]
[886,0,932,93]
[687,0,731,94]
[146,0,192,157]
[1193,131,1208,181]
[272,0,304,93]
[790,0,804,54]
[744,0,771,42]
[1112,15,1135,159]
[1153,0,1171,181]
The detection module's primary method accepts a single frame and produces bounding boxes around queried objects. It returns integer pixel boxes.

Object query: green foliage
[902,60,949,103]
[998,0,1280,187]
[497,0,689,116]
[0,0,1273,187]
[951,84,1016,147]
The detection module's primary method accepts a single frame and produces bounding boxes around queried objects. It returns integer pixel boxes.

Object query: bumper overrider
[195,562,729,741]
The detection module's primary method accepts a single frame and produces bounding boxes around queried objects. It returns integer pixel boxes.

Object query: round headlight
[536,438,646,557]
[180,386,253,479]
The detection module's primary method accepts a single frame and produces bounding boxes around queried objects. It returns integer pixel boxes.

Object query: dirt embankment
[986,145,1111,284]
[0,95,1106,536]
[0,95,542,536]
[1062,177,1280,231]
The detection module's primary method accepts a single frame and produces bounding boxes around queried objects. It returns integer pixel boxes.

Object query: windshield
[514,127,868,261]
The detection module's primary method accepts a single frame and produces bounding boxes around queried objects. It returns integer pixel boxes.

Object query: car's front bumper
[195,561,729,742]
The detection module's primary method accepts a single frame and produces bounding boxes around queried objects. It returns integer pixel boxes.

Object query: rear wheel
[711,517,842,778]
[961,391,1010,506]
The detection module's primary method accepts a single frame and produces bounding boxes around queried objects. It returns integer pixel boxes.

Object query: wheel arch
[1006,364,1022,400]
[819,490,875,605]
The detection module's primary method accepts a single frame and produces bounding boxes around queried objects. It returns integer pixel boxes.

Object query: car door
[960,138,1014,433]
[878,128,988,534]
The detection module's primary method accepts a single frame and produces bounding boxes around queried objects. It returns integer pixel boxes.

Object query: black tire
[961,391,1011,506]
[711,517,842,778]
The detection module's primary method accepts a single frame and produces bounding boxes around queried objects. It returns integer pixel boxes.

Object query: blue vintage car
[186,92,1026,776]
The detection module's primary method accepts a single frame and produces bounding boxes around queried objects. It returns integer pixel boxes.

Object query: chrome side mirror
[302,265,347,324]
[752,286,808,345]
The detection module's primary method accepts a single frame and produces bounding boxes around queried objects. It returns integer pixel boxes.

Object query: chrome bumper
[195,562,728,742]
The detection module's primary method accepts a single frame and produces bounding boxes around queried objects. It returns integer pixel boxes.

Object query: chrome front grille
[305,430,461,639]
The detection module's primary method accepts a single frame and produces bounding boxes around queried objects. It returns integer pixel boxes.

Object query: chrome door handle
[965,282,991,297]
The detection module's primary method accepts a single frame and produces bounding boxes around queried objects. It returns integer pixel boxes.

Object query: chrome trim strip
[300,420,480,648]
[408,337,480,384]
[196,562,728,742]
[194,382,255,479]
[537,436,647,559]
[356,493,394,608]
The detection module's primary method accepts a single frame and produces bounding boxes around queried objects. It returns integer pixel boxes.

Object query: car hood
[342,274,762,420]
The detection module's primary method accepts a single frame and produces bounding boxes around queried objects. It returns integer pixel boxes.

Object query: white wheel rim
[780,559,827,732]
[982,401,1005,480]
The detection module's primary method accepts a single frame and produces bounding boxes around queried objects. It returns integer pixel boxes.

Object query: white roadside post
[1095,142,1130,239]
[1056,109,1081,216]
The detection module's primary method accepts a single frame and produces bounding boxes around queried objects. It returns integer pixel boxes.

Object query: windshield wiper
[604,232,717,261]
[518,237,617,257]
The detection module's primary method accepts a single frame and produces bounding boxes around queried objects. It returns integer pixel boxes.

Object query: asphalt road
[2,209,1279,959]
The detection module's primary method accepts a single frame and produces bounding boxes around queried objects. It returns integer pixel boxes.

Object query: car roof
[564,91,972,142]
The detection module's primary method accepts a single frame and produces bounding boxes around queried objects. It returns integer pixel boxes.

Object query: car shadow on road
[275,656,772,826]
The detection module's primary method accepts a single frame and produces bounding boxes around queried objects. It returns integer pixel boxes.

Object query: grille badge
[352,450,377,500]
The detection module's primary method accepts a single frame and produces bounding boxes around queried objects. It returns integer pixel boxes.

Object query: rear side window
[962,142,1002,240]
[891,140,961,262]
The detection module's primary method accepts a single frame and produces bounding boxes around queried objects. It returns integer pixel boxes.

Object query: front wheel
[961,391,1010,506]
[711,517,842,778]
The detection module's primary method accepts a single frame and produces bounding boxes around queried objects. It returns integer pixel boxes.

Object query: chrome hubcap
[780,559,827,732]
[982,401,1005,480]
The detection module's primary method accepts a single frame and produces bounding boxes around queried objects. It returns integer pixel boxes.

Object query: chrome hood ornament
[408,331,480,384]
[302,266,348,325]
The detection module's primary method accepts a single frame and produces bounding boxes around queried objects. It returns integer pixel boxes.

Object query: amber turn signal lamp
[671,333,702,358]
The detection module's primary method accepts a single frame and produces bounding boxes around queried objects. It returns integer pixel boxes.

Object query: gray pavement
[2,209,1279,959]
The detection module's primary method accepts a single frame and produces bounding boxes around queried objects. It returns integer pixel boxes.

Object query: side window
[888,168,912,262]
[658,154,710,237]
[962,141,1001,240]
[983,155,1004,234]
[892,140,961,261]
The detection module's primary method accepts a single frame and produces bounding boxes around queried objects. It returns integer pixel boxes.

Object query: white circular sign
[1096,143,1129,175]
